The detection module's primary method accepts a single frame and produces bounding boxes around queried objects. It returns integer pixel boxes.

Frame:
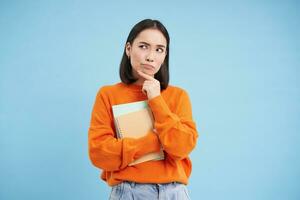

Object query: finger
[137,70,156,81]
[142,86,147,95]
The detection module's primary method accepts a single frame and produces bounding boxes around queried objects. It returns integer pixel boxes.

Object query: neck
[133,78,146,85]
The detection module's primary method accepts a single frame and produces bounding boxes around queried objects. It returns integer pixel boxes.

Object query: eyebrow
[138,41,166,49]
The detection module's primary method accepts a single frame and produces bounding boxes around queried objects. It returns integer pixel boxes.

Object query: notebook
[112,101,164,166]
[115,107,153,138]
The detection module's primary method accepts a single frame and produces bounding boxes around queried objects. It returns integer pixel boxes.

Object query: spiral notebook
[112,101,164,166]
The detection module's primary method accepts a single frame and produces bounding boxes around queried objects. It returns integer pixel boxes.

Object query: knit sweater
[88,82,198,186]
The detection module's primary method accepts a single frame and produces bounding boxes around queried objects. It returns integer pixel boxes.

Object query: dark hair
[119,19,170,90]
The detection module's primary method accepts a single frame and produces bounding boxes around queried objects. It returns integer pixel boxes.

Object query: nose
[146,51,155,62]
[146,57,154,62]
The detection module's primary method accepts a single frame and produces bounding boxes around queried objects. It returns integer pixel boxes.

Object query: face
[126,28,167,79]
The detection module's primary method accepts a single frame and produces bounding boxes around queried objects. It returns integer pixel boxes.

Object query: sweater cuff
[133,132,161,159]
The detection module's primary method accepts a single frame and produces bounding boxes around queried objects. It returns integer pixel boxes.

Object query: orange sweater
[88,82,198,186]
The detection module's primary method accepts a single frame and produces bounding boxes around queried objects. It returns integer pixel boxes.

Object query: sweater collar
[119,82,145,93]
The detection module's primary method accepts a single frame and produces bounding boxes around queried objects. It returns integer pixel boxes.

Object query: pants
[109,181,191,200]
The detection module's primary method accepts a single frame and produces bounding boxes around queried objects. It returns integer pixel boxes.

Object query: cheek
[132,50,146,61]
[157,55,166,65]
[130,52,145,70]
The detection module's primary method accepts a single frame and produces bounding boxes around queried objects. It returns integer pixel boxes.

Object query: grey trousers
[109,181,191,200]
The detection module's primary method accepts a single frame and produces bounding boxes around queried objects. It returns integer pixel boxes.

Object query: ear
[125,42,131,57]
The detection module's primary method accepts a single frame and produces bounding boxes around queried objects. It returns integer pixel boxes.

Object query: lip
[141,64,155,69]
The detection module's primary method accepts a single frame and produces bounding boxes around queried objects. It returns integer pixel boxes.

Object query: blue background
[1,0,299,199]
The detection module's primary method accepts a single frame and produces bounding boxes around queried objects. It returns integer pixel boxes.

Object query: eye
[139,45,147,49]
[157,48,164,53]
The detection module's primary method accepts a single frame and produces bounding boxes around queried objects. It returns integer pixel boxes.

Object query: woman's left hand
[137,70,161,100]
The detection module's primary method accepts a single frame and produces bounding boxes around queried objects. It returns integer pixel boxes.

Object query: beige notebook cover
[115,108,164,166]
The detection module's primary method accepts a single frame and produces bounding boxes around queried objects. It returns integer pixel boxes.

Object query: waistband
[121,181,184,189]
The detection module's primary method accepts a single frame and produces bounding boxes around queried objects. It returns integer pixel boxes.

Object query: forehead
[134,29,167,46]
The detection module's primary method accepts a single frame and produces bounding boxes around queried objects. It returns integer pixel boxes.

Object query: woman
[88,19,198,200]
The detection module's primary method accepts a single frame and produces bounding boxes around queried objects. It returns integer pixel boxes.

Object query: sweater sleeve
[148,90,198,160]
[88,88,161,171]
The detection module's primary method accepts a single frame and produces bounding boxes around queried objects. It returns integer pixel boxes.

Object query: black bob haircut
[119,19,170,90]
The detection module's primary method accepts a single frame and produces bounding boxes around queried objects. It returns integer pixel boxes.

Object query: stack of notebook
[112,100,164,166]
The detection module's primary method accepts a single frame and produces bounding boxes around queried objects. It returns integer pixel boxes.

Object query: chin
[145,71,155,76]
[143,69,152,73]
